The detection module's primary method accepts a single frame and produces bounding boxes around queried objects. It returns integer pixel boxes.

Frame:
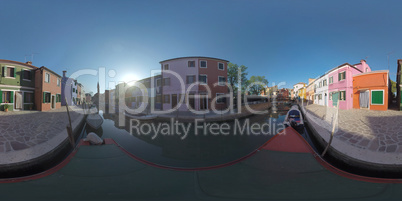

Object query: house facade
[306,78,315,103]
[353,70,390,111]
[293,82,306,100]
[34,66,62,111]
[314,74,329,106]
[125,75,162,113]
[0,60,36,111]
[327,60,371,110]
[61,71,78,106]
[160,57,229,111]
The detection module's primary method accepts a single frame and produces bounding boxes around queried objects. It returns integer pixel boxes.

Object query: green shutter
[1,67,4,77]
[0,90,2,103]
[371,91,384,104]
[43,92,46,103]
[14,68,16,78]
[10,91,13,103]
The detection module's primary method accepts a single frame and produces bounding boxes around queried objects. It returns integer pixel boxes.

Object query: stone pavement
[0,106,86,165]
[301,104,402,165]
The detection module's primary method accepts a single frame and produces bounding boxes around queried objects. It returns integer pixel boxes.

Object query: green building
[397,60,402,111]
[0,60,36,111]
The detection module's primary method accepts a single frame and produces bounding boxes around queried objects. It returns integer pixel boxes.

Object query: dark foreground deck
[1,127,402,201]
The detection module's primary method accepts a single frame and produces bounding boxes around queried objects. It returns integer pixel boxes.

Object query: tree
[247,76,269,95]
[390,79,397,98]
[227,63,248,94]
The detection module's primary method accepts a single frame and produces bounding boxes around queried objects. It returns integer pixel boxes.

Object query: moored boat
[86,113,104,130]
[283,105,304,133]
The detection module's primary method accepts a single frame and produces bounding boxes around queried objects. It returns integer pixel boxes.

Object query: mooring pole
[65,98,75,147]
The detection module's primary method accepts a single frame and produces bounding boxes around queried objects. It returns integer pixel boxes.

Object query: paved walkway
[0,106,86,165]
[301,104,402,165]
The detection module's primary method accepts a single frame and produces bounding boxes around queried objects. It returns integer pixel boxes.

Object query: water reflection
[100,105,289,168]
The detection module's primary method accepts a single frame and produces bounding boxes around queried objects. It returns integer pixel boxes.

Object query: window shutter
[14,68,16,78]
[43,92,46,103]
[31,70,34,80]
[1,67,4,77]
[0,90,2,103]
[10,91,13,103]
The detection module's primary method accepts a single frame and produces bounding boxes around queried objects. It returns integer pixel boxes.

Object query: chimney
[63,70,67,77]
[26,61,32,65]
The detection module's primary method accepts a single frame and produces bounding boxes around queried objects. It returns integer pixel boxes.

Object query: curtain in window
[359,91,369,108]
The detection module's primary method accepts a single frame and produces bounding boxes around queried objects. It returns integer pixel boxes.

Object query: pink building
[327,60,371,110]
[160,57,229,111]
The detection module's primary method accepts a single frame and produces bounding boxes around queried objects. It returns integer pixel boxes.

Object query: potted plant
[4,103,9,112]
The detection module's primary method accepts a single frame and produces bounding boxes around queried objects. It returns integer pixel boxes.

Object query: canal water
[88,104,291,169]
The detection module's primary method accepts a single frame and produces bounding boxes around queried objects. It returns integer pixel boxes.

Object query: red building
[34,66,62,111]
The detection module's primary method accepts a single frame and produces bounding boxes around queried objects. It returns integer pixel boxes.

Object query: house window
[3,67,15,78]
[23,70,31,81]
[323,79,327,86]
[57,78,60,86]
[340,91,346,101]
[329,77,333,84]
[329,92,332,100]
[366,68,369,72]
[2,91,11,103]
[188,61,195,67]
[216,93,225,104]
[156,78,161,87]
[338,71,346,81]
[319,94,322,100]
[199,75,207,84]
[163,94,170,104]
[218,76,226,86]
[319,82,322,88]
[163,78,170,86]
[186,75,196,84]
[218,63,224,70]
[156,95,162,103]
[371,90,384,105]
[45,73,50,83]
[163,64,169,70]
[200,61,207,68]
[43,92,51,103]
[24,93,34,103]
[73,88,75,93]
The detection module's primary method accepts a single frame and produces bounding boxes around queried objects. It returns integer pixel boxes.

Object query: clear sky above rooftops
[1,0,401,93]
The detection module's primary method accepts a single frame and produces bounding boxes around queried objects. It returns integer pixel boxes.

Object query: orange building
[352,70,390,111]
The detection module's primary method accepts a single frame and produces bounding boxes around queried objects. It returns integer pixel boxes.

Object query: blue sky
[1,0,402,93]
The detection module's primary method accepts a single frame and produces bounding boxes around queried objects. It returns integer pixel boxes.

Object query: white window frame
[199,74,207,85]
[4,66,16,79]
[371,89,385,105]
[218,62,224,70]
[218,76,225,86]
[329,76,333,84]
[339,71,346,81]
[200,60,207,68]
[45,72,50,83]
[57,78,60,86]
[339,90,346,101]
